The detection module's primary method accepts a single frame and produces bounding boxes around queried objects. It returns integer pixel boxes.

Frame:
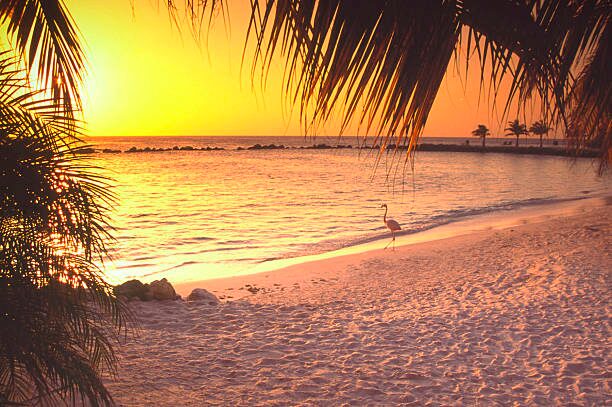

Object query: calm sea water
[89,136,609,284]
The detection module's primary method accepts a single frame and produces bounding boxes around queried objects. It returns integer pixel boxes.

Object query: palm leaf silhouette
[0,53,130,406]
[0,0,85,110]
[178,0,610,168]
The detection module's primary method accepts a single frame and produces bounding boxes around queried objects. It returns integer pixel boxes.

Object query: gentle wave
[281,194,599,258]
[92,136,610,283]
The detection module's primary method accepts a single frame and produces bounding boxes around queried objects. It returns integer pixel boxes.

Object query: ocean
[88,136,610,284]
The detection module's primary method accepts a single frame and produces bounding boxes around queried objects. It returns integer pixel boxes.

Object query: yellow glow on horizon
[69,0,540,139]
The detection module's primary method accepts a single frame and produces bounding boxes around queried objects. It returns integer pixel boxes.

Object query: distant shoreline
[81,142,599,158]
[415,143,598,158]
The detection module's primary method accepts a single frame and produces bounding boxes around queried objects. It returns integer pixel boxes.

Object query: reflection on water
[90,137,610,284]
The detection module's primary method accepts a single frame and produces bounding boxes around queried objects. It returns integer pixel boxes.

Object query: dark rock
[143,289,155,301]
[148,278,178,300]
[114,279,148,300]
[187,288,220,305]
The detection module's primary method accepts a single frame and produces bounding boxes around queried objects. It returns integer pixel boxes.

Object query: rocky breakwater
[124,145,225,153]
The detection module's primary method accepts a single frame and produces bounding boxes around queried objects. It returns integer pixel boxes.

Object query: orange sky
[68,0,538,138]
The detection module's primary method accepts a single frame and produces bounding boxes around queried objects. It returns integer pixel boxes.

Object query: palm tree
[0,2,129,405]
[178,0,610,169]
[0,52,129,407]
[505,119,529,147]
[471,124,491,148]
[530,120,553,148]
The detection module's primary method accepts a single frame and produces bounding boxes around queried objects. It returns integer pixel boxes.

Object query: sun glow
[69,0,535,139]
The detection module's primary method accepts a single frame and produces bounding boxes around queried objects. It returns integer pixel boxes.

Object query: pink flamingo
[381,203,401,250]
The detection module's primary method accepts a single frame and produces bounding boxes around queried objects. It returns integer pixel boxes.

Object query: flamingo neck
[383,206,388,224]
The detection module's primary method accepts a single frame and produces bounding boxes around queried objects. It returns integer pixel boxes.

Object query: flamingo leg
[384,233,392,249]
[384,232,395,250]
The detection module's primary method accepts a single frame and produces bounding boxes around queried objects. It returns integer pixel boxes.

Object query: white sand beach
[107,202,611,406]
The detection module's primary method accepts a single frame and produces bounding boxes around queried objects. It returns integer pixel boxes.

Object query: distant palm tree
[179,1,610,168]
[471,124,491,148]
[0,1,129,405]
[530,120,553,148]
[505,120,529,148]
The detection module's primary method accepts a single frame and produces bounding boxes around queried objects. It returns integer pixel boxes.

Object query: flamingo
[381,203,401,250]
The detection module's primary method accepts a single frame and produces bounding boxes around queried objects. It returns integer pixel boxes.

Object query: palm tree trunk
[482,136,485,148]
[540,135,543,148]
[515,135,519,147]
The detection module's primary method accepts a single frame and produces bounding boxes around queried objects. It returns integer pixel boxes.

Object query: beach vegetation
[530,120,553,149]
[0,2,129,405]
[471,125,491,148]
[504,119,529,148]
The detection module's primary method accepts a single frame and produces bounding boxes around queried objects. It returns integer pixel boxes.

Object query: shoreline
[108,201,611,405]
[173,195,610,297]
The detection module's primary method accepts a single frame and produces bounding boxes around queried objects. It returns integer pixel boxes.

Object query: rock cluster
[114,278,180,301]
[114,279,220,305]
[247,143,287,150]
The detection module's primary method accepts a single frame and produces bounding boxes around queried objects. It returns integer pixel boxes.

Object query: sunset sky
[68,0,537,138]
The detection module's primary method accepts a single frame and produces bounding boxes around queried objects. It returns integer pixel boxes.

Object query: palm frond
[238,1,608,166]
[0,0,85,110]
[565,18,610,172]
[0,52,131,406]
[471,124,490,137]
[248,1,461,157]
[174,1,610,167]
